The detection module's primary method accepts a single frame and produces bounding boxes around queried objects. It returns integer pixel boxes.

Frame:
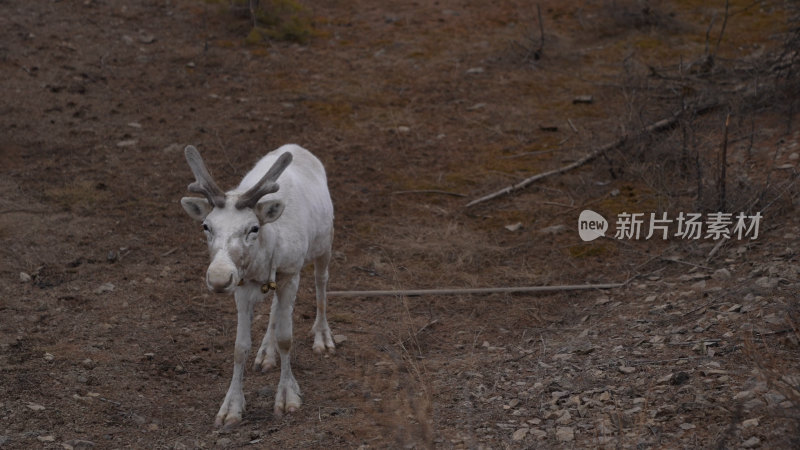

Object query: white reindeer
[180,144,335,427]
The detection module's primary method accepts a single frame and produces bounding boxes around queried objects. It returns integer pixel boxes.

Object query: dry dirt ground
[1,0,799,448]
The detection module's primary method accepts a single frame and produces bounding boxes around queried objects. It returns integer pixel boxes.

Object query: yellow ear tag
[261,281,277,293]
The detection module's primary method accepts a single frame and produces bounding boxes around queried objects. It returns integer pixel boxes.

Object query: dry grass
[44,181,111,215]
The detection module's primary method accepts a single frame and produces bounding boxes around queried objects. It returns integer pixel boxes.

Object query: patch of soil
[1,0,798,448]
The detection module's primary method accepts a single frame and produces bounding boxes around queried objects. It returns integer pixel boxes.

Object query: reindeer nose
[207,272,234,293]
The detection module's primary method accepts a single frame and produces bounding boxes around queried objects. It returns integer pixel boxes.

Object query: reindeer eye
[202,223,210,232]
[248,225,260,235]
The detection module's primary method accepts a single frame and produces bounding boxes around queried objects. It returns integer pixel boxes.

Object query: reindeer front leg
[215,284,258,428]
[254,294,278,372]
[273,272,302,416]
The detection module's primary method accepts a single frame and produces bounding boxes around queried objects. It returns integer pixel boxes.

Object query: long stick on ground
[327,282,624,298]
[465,100,719,208]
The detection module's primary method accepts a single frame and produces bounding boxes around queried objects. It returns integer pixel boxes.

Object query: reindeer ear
[181,197,212,221]
[254,200,285,224]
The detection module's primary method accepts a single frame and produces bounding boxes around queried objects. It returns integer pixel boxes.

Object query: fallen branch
[327,282,624,298]
[465,100,719,207]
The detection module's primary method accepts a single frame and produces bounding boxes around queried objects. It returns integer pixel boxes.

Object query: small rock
[679,422,695,430]
[530,428,547,438]
[782,374,800,386]
[146,423,159,431]
[755,277,778,289]
[511,427,528,441]
[742,436,761,448]
[82,358,96,370]
[618,366,636,374]
[727,304,742,312]
[555,426,574,442]
[572,95,594,104]
[539,224,567,235]
[764,392,786,405]
[396,126,410,133]
[116,139,137,148]
[595,296,611,305]
[43,352,54,361]
[162,143,182,154]
[624,406,642,415]
[743,398,765,411]
[762,313,785,325]
[127,122,142,129]
[65,439,96,449]
[690,279,707,290]
[37,435,55,442]
[94,283,115,294]
[465,67,484,74]
[712,268,732,280]
[215,437,232,447]
[741,418,759,428]
[556,410,572,425]
[19,272,32,283]
[26,402,45,411]
[333,334,347,344]
[504,222,523,232]
[656,373,673,384]
[789,152,799,160]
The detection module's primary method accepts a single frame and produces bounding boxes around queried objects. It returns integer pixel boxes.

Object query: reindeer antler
[235,152,293,209]
[184,145,227,208]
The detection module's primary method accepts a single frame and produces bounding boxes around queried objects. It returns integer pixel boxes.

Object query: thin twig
[567,118,578,133]
[466,100,719,207]
[535,3,544,58]
[0,209,49,215]
[704,14,716,57]
[391,190,466,197]
[713,0,730,58]
[670,339,722,346]
[100,397,122,407]
[707,238,727,262]
[327,282,625,298]
[659,255,712,271]
[625,356,711,367]
[718,113,730,210]
[504,350,537,363]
